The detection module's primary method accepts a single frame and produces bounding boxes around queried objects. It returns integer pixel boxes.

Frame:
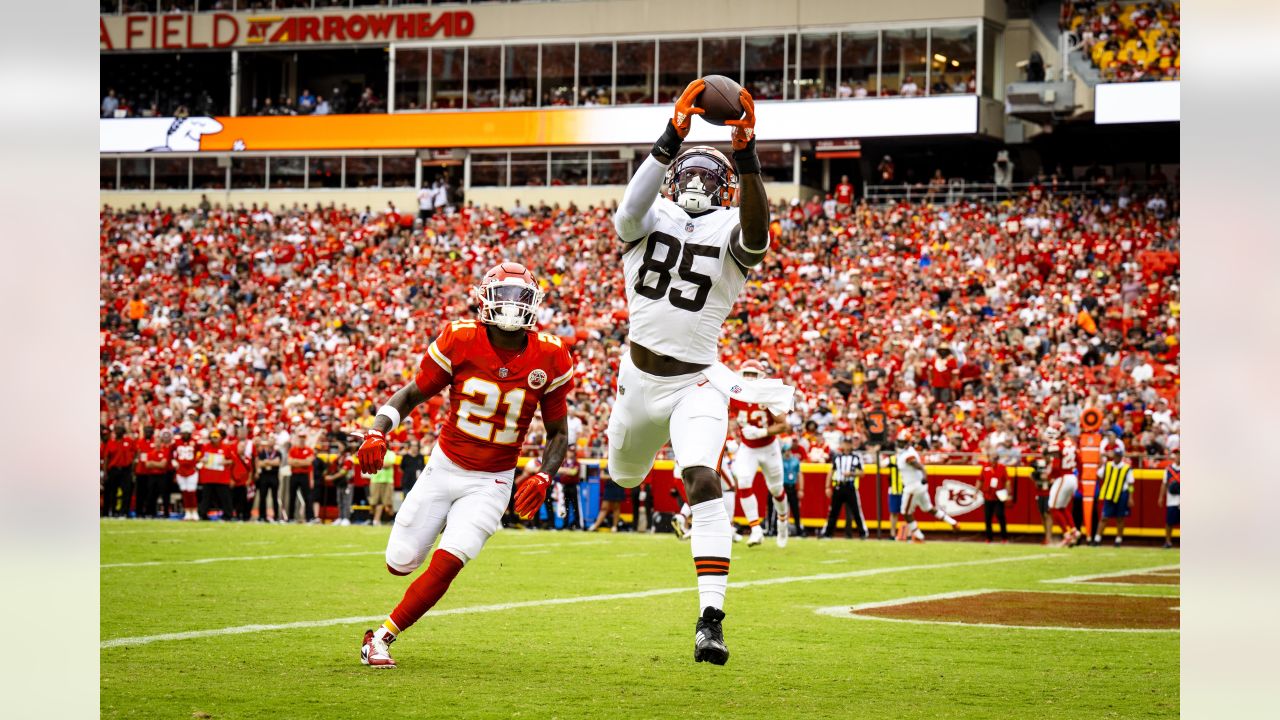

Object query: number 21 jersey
[414,320,575,473]
[623,199,746,365]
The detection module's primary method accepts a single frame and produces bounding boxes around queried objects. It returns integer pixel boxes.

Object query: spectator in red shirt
[834,175,855,211]
[929,347,959,404]
[101,425,137,518]
[197,428,234,521]
[287,434,317,524]
[133,427,170,519]
[976,449,1010,543]
[229,425,254,522]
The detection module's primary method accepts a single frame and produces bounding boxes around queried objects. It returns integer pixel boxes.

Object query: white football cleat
[361,628,396,669]
[747,525,764,547]
[776,517,789,548]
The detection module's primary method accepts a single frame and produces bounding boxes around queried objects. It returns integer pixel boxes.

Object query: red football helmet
[475,261,544,331]
[739,359,767,379]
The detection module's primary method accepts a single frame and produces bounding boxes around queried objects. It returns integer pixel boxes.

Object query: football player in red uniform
[1044,427,1083,547]
[171,422,203,521]
[356,262,575,669]
[728,360,791,547]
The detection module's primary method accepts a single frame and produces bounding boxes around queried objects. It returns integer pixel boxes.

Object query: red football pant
[389,549,465,633]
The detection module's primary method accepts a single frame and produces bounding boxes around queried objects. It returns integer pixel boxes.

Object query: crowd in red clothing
[100,182,1179,497]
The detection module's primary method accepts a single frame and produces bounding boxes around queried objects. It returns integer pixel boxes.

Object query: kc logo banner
[934,479,984,517]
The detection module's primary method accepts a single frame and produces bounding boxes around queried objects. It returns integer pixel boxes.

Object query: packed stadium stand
[100,184,1180,463]
[1064,1,1180,82]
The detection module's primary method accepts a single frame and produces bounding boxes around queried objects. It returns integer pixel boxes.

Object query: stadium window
[154,157,191,190]
[345,156,380,188]
[744,35,786,101]
[615,40,655,105]
[382,156,417,188]
[470,152,509,187]
[431,47,465,110]
[840,30,880,97]
[578,42,614,106]
[757,145,793,183]
[504,45,538,108]
[120,158,152,191]
[657,39,699,105]
[231,157,265,189]
[540,43,577,107]
[589,153,628,185]
[799,33,838,99]
[101,158,118,191]
[550,151,589,186]
[192,157,226,190]
[467,46,503,109]
[510,151,548,187]
[882,28,928,96]
[310,157,342,189]
[269,157,306,189]
[929,26,978,94]
[701,36,743,85]
[395,49,429,111]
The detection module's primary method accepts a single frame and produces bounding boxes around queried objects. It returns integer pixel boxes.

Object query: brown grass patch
[854,591,1179,630]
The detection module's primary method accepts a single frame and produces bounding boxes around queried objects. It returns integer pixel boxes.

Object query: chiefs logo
[527,369,547,389]
[934,479,985,517]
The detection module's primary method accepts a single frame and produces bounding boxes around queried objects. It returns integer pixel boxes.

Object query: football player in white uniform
[895,431,959,542]
[609,78,791,665]
[729,360,791,548]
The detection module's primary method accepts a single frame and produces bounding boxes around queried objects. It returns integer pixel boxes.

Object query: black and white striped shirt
[829,451,864,487]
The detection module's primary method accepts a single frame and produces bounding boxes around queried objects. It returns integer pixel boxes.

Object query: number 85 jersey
[623,200,746,365]
[414,319,575,473]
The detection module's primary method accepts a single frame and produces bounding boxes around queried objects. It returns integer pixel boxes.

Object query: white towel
[702,363,796,416]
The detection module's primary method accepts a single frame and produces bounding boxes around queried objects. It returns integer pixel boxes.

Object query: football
[697,74,745,126]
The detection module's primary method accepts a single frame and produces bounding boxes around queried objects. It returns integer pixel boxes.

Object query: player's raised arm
[614,78,706,243]
[725,88,769,269]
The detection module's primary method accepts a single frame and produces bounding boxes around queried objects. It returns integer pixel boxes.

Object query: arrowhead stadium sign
[100,9,474,51]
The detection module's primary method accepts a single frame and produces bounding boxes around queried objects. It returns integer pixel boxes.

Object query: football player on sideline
[609,78,793,666]
[1044,426,1083,547]
[729,360,791,548]
[355,262,575,669]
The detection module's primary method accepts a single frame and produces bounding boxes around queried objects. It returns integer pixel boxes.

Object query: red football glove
[673,78,707,139]
[725,87,756,151]
[352,430,388,475]
[514,472,551,520]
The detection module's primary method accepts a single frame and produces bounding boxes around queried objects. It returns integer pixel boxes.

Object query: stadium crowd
[1063,0,1181,82]
[100,180,1180,520]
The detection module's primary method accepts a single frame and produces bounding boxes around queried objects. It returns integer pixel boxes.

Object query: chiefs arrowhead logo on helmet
[475,261,544,332]
[662,146,737,213]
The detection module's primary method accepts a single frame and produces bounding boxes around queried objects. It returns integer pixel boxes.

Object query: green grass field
[101,521,1179,719]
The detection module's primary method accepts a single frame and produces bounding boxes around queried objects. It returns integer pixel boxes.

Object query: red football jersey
[1048,438,1079,479]
[172,438,201,476]
[730,398,779,449]
[414,319,574,473]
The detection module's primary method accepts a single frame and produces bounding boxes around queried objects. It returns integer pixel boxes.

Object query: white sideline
[101,540,610,568]
[815,588,1181,633]
[101,553,1060,648]
[1041,564,1180,585]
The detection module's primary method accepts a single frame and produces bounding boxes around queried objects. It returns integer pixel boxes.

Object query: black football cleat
[693,607,730,665]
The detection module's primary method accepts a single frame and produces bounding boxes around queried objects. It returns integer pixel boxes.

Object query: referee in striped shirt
[823,435,868,539]
[1093,445,1135,547]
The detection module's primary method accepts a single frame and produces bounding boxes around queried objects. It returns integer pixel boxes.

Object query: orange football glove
[514,472,551,519]
[725,87,757,151]
[352,429,388,475]
[672,78,707,139]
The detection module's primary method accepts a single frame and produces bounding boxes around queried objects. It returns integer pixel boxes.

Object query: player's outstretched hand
[514,472,552,519]
[349,429,388,475]
[725,87,756,151]
[673,78,707,138]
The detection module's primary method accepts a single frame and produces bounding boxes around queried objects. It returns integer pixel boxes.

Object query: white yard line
[1041,564,1180,585]
[101,540,611,569]
[101,553,1059,648]
[816,588,1180,633]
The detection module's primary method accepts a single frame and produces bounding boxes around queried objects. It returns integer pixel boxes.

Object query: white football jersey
[896,446,926,489]
[623,199,744,364]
